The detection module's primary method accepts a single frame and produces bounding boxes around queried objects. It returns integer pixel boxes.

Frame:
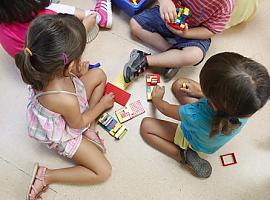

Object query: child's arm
[152,85,181,121]
[54,93,115,129]
[166,25,215,40]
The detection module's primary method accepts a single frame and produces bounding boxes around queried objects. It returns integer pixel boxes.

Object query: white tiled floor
[1,0,270,199]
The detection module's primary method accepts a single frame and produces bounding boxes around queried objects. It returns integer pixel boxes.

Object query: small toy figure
[129,0,141,6]
[168,6,190,31]
[115,100,145,123]
[181,82,188,89]
[98,113,127,140]
[146,74,160,101]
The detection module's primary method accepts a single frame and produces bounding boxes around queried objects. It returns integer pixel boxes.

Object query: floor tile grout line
[0,155,58,194]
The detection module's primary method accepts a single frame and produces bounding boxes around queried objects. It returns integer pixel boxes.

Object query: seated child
[15,14,114,199]
[123,0,260,82]
[0,0,112,57]
[140,52,270,178]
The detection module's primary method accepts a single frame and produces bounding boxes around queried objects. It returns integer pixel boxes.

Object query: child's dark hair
[200,52,270,137]
[0,0,50,24]
[15,14,86,91]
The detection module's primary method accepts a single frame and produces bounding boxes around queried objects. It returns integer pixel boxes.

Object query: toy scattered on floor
[112,0,153,16]
[98,113,127,140]
[105,82,131,106]
[168,6,190,31]
[115,100,145,123]
[146,73,160,101]
[220,153,237,166]
[113,73,130,90]
[88,63,101,69]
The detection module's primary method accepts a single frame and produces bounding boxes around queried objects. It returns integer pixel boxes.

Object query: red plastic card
[105,82,131,106]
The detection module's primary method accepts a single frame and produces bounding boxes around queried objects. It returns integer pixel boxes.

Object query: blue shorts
[133,6,211,63]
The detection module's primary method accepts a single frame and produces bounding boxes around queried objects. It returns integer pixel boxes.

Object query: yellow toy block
[113,73,130,90]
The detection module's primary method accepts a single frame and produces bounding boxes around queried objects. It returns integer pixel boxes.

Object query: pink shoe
[95,0,112,28]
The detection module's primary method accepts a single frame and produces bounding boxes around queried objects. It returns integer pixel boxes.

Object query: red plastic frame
[220,153,237,166]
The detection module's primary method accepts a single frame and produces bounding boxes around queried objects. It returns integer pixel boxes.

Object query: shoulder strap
[34,90,77,98]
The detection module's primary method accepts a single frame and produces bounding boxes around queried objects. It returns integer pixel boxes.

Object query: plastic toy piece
[146,74,160,101]
[88,63,101,69]
[181,82,188,89]
[98,113,127,140]
[129,0,141,6]
[113,73,130,90]
[105,82,131,106]
[168,5,190,31]
[220,153,237,166]
[115,100,145,123]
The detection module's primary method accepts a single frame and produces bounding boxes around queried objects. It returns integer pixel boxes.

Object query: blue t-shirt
[179,98,248,154]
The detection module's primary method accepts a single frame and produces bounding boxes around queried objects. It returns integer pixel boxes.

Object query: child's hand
[100,93,115,109]
[179,79,203,98]
[166,23,188,37]
[152,85,165,100]
[77,60,89,77]
[159,0,177,23]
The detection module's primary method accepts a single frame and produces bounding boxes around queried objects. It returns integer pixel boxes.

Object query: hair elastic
[24,47,33,56]
[62,53,69,65]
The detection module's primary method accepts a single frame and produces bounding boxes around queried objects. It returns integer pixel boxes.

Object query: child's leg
[29,138,112,198]
[80,68,107,130]
[130,18,172,52]
[147,47,203,69]
[172,78,201,105]
[140,117,181,161]
[140,117,212,178]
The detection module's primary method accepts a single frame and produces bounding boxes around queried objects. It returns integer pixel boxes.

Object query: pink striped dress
[27,75,89,158]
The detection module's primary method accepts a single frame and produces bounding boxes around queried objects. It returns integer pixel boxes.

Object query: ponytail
[15,49,47,91]
[210,112,242,138]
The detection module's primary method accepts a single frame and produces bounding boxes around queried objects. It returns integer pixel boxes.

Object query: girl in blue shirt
[140,52,270,178]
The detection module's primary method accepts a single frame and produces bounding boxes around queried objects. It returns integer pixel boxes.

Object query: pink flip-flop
[86,129,106,153]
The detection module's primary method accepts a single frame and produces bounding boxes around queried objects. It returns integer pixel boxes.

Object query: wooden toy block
[220,153,237,166]
[146,74,160,101]
[112,73,130,90]
[105,82,131,106]
[168,5,190,31]
[115,100,145,123]
[98,113,127,140]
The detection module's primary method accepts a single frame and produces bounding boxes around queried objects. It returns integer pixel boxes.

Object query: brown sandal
[27,163,48,200]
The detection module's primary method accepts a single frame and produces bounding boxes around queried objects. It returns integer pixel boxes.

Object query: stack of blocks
[168,6,190,31]
[98,113,127,140]
[146,74,160,101]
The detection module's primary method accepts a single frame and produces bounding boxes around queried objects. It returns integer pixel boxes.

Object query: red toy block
[105,82,131,106]
[220,153,237,166]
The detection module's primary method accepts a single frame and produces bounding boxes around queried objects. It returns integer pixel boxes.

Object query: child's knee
[96,162,112,183]
[130,18,142,36]
[140,117,152,137]
[92,68,107,82]
[172,78,183,94]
